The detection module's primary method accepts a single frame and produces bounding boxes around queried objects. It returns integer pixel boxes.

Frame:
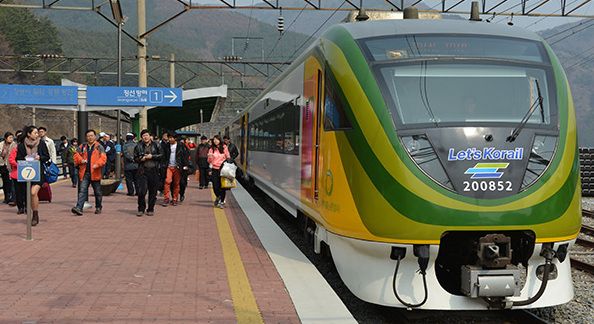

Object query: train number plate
[463,180,512,192]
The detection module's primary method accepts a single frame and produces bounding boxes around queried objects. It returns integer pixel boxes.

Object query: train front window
[378,62,552,126]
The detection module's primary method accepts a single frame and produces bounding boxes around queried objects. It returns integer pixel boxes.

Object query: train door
[301,57,324,203]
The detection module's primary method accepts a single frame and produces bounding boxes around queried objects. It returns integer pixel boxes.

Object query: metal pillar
[115,21,123,180]
[77,87,88,145]
[169,53,175,88]
[26,182,32,240]
[138,0,148,130]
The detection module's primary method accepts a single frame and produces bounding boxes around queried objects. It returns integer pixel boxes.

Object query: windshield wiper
[507,79,545,142]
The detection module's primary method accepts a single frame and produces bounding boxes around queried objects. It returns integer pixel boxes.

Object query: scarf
[24,137,41,157]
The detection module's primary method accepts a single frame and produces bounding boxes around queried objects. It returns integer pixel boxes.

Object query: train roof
[337,19,543,42]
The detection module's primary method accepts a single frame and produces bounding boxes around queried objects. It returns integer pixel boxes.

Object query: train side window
[324,73,352,131]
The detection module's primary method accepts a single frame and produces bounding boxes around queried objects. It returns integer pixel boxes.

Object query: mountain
[539,21,594,146]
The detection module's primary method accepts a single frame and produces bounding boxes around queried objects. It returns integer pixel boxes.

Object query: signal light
[277,16,284,34]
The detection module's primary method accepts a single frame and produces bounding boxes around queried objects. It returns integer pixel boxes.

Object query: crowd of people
[0,125,239,226]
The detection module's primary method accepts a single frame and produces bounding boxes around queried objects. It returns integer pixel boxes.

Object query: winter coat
[134,141,163,170]
[207,145,230,170]
[16,140,51,183]
[74,142,107,181]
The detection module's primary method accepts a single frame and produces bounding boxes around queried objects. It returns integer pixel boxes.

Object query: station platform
[0,179,355,323]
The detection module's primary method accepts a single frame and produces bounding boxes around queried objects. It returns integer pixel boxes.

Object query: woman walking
[207,135,230,208]
[0,132,14,204]
[15,126,50,226]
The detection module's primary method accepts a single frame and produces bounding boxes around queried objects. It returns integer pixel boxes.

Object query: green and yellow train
[224,18,581,309]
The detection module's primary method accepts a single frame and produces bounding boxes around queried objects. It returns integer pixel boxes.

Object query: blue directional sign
[87,86,182,107]
[17,161,41,183]
[0,84,78,105]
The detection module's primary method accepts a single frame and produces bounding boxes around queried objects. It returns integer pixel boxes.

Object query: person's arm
[224,146,231,160]
[94,145,107,169]
[39,142,51,163]
[48,140,57,163]
[8,147,17,170]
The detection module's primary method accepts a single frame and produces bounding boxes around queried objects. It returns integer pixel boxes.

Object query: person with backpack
[71,129,107,216]
[65,138,79,188]
[196,136,210,189]
[15,126,51,226]
[123,133,138,196]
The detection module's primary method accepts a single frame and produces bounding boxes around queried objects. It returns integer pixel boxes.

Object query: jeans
[67,163,78,187]
[76,172,102,210]
[137,167,159,212]
[124,169,138,195]
[211,168,226,203]
[62,162,68,178]
[199,167,210,187]
[163,167,181,201]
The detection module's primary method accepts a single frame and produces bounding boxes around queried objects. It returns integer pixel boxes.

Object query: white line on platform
[232,183,357,324]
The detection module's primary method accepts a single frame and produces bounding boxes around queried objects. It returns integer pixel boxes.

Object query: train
[222,17,581,310]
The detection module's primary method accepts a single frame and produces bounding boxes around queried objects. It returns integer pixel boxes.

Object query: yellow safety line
[211,192,263,324]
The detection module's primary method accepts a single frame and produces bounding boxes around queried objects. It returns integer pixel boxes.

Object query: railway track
[581,224,594,236]
[583,209,594,218]
[570,258,594,274]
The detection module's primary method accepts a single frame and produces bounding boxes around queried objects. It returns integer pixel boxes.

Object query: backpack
[44,161,60,183]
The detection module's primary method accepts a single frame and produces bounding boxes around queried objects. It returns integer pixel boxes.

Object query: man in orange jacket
[71,129,107,216]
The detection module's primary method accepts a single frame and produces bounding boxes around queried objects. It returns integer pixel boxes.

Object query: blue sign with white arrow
[0,84,78,105]
[86,86,182,107]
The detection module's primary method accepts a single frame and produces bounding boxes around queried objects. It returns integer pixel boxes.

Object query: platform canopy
[147,85,227,133]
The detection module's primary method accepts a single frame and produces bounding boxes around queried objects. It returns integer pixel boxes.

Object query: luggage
[38,182,52,202]
[221,177,236,189]
[220,161,237,179]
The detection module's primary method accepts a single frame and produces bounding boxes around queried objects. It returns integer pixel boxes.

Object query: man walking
[66,138,79,188]
[71,129,107,216]
[134,129,162,217]
[100,133,115,178]
[123,133,138,196]
[196,135,210,189]
[162,133,189,206]
[57,136,69,178]
[38,127,57,163]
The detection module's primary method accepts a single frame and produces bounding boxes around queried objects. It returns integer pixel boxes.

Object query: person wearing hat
[100,133,115,179]
[123,132,138,196]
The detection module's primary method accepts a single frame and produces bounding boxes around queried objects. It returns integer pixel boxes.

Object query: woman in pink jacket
[8,140,24,215]
[207,135,230,208]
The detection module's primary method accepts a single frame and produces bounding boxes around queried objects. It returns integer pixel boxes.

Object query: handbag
[220,161,237,179]
[221,176,237,189]
[44,161,60,184]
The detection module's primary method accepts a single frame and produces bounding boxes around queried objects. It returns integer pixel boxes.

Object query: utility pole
[138,0,148,131]
[110,0,125,180]
[169,53,175,88]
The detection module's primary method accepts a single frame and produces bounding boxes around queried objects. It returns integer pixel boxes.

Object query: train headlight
[520,135,557,190]
[402,135,454,190]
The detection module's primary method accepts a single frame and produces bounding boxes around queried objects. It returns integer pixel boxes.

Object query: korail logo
[464,163,509,179]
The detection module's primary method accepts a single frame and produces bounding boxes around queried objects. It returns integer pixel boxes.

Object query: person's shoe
[127,193,134,196]
[71,207,83,216]
[94,208,102,215]
[17,208,24,215]
[71,184,77,188]
[216,202,224,209]
[136,211,144,217]
[172,200,178,206]
[32,211,39,226]
[146,211,154,216]
[8,201,16,207]
[162,199,170,207]
[198,186,203,190]
[213,197,220,207]
[180,195,185,202]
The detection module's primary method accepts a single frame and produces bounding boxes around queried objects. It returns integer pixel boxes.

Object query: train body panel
[225,19,581,309]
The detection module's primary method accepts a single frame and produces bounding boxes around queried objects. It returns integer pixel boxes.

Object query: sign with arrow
[87,86,182,107]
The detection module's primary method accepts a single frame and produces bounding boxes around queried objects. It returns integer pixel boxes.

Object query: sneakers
[180,195,185,202]
[71,207,83,216]
[17,208,25,215]
[146,211,154,216]
[213,197,220,207]
[94,208,102,215]
[171,200,178,206]
[136,211,144,217]
[216,202,224,209]
[162,199,170,207]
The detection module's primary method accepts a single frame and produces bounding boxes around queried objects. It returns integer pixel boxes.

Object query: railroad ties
[570,209,594,275]
[580,147,594,197]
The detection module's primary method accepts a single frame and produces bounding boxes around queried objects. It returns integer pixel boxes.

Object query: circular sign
[20,166,37,181]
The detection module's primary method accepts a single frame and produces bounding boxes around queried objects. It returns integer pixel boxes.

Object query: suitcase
[38,182,52,203]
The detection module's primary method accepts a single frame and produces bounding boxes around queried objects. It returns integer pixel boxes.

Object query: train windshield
[377,62,552,126]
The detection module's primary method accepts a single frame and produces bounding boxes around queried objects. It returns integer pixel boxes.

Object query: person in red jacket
[71,129,107,216]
